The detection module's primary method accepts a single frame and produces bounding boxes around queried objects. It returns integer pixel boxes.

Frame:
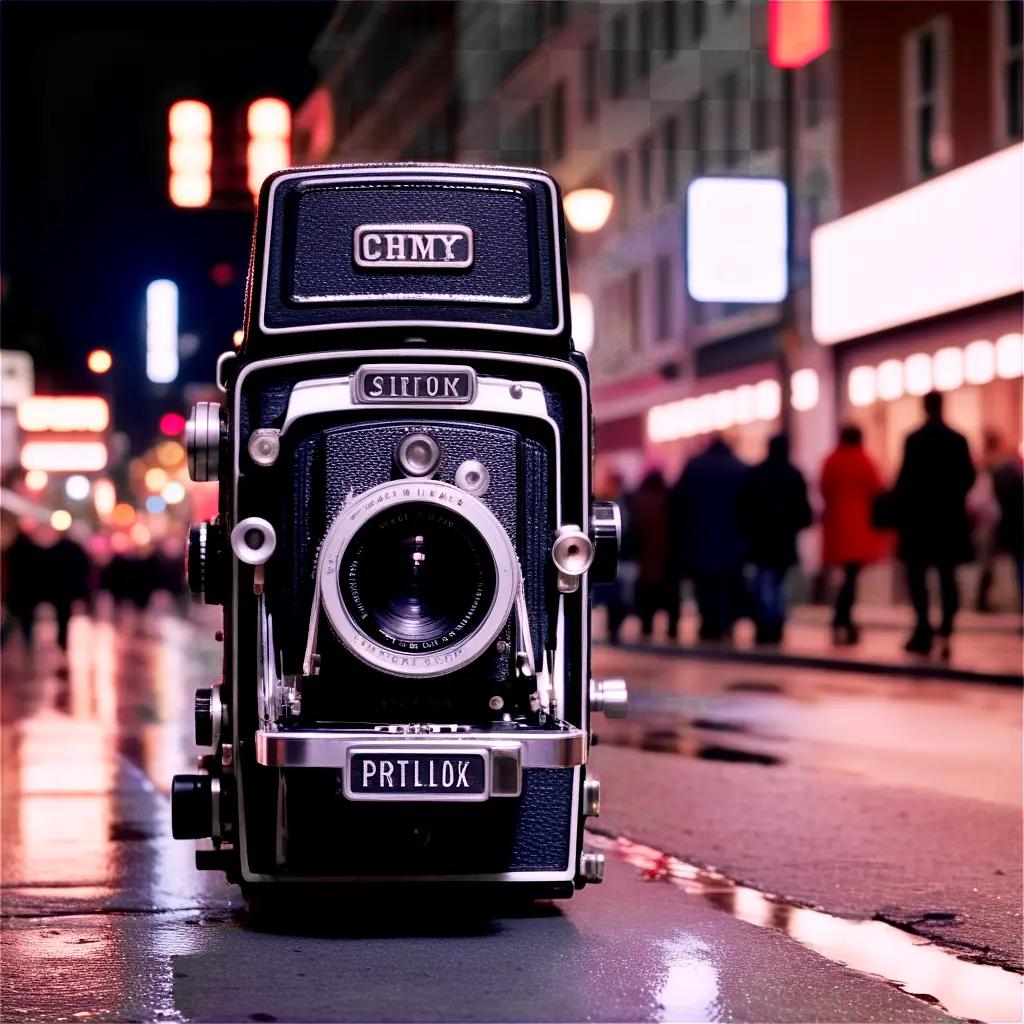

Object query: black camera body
[172,163,626,899]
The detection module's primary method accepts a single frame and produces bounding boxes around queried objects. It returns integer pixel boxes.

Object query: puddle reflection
[590,833,1023,1024]
[654,935,721,1022]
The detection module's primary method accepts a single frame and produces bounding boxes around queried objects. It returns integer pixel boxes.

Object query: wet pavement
[596,605,1024,684]
[2,607,1022,1023]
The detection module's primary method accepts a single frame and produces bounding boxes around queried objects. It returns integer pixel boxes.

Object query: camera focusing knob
[589,677,629,718]
[187,520,227,605]
[194,685,223,749]
[580,851,605,884]
[589,500,621,585]
[171,774,220,840]
[186,401,222,482]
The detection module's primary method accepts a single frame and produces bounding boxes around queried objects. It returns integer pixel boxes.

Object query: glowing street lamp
[563,188,614,233]
[146,280,179,385]
[87,349,113,374]
[169,100,213,208]
[247,98,291,201]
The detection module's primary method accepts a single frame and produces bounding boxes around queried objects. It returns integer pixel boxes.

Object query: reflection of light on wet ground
[10,712,115,885]
[589,832,1023,1024]
[653,935,720,1022]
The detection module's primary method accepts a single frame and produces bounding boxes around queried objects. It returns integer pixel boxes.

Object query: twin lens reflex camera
[171,163,627,901]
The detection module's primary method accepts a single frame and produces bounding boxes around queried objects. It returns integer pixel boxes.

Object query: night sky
[1,1,334,446]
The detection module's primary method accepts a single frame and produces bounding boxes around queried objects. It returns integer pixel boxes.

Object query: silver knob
[590,677,628,718]
[580,851,605,883]
[187,401,221,482]
[583,777,601,817]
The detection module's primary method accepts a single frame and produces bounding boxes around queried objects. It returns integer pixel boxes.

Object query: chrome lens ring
[317,481,520,678]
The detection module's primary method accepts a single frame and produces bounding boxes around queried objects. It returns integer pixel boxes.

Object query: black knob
[171,774,214,840]
[194,688,214,747]
[186,520,226,605]
[590,500,621,585]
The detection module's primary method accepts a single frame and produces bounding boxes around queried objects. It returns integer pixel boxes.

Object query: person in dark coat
[2,515,44,646]
[820,424,889,644]
[627,468,679,639]
[670,435,748,641]
[39,531,92,650]
[893,391,976,657]
[990,441,1024,608]
[738,434,813,645]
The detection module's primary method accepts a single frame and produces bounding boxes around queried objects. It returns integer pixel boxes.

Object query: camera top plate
[243,163,572,357]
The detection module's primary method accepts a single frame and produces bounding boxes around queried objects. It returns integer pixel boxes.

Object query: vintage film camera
[172,163,627,899]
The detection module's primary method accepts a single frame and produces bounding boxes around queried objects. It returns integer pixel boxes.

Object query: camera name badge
[346,749,489,802]
[353,364,477,404]
[354,223,473,269]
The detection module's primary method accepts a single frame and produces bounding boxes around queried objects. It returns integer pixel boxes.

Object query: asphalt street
[2,605,1021,1023]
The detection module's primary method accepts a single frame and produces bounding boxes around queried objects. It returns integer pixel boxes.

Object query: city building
[293,2,457,165]
[456,0,840,493]
[811,0,1023,475]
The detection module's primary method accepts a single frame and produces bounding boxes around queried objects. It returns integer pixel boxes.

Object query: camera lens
[339,502,497,653]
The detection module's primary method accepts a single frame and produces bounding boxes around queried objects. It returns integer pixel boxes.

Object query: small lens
[396,433,440,477]
[339,503,496,653]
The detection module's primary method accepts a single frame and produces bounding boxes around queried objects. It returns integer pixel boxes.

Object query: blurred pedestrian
[892,391,976,658]
[101,549,136,607]
[592,470,629,644]
[670,435,747,641]
[738,434,812,645]
[820,424,888,645]
[131,545,165,611]
[989,433,1024,609]
[627,467,679,639]
[3,518,44,648]
[38,527,92,651]
[974,429,1023,611]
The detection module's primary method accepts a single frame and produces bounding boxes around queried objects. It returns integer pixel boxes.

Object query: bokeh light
[162,480,187,505]
[87,349,113,374]
[112,503,136,527]
[64,475,91,501]
[144,467,169,492]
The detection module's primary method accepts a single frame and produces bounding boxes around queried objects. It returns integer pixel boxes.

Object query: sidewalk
[595,605,1023,685]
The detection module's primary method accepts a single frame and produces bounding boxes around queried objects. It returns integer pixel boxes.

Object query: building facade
[456,0,840,496]
[812,0,1023,479]
[293,2,457,165]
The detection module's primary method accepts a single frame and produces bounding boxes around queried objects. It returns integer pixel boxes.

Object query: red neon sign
[769,0,830,69]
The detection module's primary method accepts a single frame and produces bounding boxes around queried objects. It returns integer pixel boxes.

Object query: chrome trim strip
[281,375,547,434]
[256,728,585,770]
[257,168,565,336]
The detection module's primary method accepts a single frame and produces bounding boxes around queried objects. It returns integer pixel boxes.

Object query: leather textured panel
[290,183,533,306]
[258,165,564,337]
[270,766,574,875]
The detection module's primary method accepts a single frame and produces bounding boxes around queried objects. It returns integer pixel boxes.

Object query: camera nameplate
[345,747,490,802]
[353,223,473,270]
[352,364,477,404]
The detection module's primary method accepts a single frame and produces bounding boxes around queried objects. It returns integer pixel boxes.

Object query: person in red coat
[820,424,888,645]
